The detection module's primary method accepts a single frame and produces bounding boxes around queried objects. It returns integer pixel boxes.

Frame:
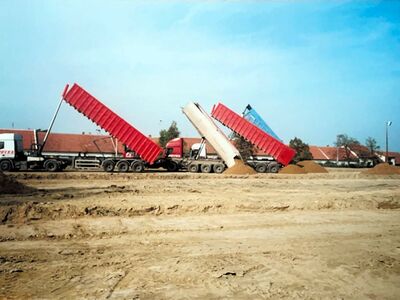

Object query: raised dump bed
[211,103,295,166]
[243,104,281,141]
[182,102,241,168]
[62,84,162,164]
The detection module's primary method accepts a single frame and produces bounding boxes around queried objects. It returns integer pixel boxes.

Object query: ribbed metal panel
[243,105,281,141]
[63,84,162,164]
[211,103,295,166]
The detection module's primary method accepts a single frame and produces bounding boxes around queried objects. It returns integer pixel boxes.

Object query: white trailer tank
[182,102,241,168]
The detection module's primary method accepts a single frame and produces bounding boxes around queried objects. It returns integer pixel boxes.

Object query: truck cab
[165,138,208,159]
[0,133,25,171]
[165,138,184,158]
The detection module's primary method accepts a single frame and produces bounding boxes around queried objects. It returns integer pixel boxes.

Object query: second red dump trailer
[211,102,296,171]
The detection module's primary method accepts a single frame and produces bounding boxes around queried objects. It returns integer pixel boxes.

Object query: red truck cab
[165,138,184,158]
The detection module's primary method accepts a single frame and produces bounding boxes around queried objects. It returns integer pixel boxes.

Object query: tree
[289,137,313,163]
[159,121,180,148]
[232,135,254,161]
[365,137,380,154]
[334,134,360,165]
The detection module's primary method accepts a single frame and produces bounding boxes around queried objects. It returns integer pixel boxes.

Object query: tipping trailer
[179,102,242,173]
[0,84,179,172]
[243,105,281,141]
[211,102,296,172]
[62,84,169,172]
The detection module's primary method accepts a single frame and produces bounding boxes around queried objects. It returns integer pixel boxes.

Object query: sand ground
[0,169,399,299]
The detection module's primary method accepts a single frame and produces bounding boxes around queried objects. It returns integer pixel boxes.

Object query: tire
[131,161,145,173]
[213,163,225,174]
[0,160,12,171]
[188,163,199,173]
[102,160,115,172]
[255,164,267,173]
[166,161,179,172]
[268,163,280,173]
[116,160,130,172]
[44,159,59,172]
[200,164,212,173]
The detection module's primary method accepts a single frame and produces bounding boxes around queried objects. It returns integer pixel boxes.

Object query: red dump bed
[211,103,295,166]
[62,83,163,164]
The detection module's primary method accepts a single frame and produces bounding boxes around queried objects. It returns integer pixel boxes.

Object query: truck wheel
[116,160,129,172]
[166,161,179,172]
[255,164,267,173]
[213,163,225,174]
[268,163,280,173]
[200,164,212,173]
[102,160,115,172]
[188,163,199,173]
[44,160,59,172]
[0,160,12,171]
[131,161,145,173]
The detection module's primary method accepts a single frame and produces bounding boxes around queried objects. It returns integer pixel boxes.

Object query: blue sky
[1,1,399,151]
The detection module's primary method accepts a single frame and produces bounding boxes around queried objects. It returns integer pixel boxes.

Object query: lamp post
[386,121,392,163]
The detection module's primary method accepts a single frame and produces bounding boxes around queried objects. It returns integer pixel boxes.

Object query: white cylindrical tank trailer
[182,102,241,168]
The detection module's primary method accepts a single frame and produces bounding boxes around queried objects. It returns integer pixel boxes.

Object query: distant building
[375,151,400,166]
[1,128,399,166]
[0,129,123,157]
[309,145,398,166]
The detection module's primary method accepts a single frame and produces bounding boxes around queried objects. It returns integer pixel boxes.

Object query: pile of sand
[0,172,35,194]
[362,163,400,175]
[297,160,328,173]
[224,160,257,175]
[279,165,307,174]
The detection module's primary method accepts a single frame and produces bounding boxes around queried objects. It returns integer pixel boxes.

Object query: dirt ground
[1,169,399,299]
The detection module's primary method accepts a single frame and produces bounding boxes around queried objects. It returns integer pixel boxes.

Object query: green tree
[365,137,380,154]
[159,121,180,148]
[334,134,360,165]
[289,137,313,163]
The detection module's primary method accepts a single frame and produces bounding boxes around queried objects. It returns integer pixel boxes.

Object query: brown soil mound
[0,172,35,194]
[297,160,328,173]
[362,163,400,175]
[279,164,307,174]
[224,160,257,175]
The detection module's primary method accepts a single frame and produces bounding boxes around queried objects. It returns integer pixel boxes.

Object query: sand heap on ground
[0,172,35,194]
[297,160,328,173]
[362,163,400,175]
[224,160,257,175]
[279,164,307,174]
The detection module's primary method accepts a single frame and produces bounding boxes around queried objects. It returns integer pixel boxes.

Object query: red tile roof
[309,145,361,161]
[0,129,124,154]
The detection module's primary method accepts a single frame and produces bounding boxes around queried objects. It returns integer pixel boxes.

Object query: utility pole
[386,121,392,163]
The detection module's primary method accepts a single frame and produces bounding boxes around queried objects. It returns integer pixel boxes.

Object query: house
[309,144,387,167]
[0,129,123,157]
[375,151,400,166]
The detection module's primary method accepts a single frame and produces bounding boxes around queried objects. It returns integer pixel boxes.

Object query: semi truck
[166,102,295,173]
[0,84,177,172]
[211,102,295,171]
[173,102,241,173]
